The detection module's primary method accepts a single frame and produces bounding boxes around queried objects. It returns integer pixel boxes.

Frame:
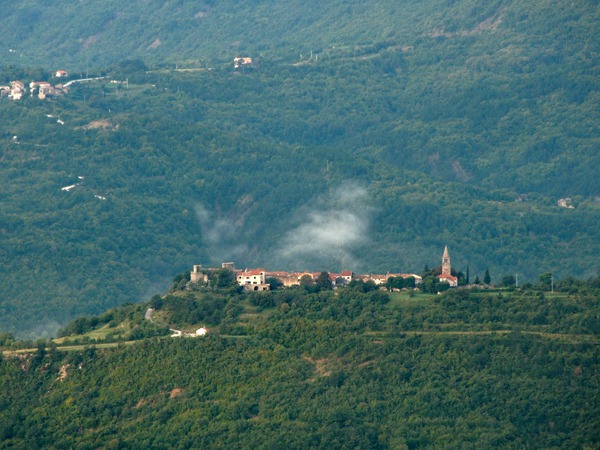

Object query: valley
[1,51,598,338]
[0,1,598,447]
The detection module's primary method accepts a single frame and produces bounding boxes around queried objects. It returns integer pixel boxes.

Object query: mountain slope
[2,287,599,448]
[0,0,599,337]
[1,0,598,71]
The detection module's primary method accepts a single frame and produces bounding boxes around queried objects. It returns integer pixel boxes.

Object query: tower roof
[443,245,449,258]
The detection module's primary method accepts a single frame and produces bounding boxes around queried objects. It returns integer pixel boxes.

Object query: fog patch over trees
[276,183,373,271]
[195,204,249,264]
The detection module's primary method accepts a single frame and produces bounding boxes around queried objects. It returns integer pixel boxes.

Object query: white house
[234,57,253,69]
[340,270,354,283]
[237,269,270,291]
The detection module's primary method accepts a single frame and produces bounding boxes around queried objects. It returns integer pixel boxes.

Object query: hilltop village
[190,246,459,292]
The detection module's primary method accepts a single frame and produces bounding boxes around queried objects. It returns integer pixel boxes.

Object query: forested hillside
[1,0,598,73]
[1,0,599,337]
[2,284,599,448]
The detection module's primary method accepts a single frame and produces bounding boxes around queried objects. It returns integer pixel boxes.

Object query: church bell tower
[442,245,451,275]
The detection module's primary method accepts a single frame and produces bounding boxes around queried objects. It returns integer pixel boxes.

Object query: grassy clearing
[543,292,573,301]
[388,291,436,307]
[2,340,140,356]
[53,322,132,345]
[100,82,156,97]
[474,289,571,301]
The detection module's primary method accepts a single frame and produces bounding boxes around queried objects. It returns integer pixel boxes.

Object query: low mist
[195,204,249,263]
[276,183,372,271]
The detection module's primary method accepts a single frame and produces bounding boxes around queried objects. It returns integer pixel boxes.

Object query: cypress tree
[484,268,491,285]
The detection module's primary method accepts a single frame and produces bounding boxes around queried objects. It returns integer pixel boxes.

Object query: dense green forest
[1,0,599,72]
[1,58,598,338]
[1,0,599,338]
[1,282,599,448]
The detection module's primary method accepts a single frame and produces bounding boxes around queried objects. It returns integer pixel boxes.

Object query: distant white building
[8,81,25,100]
[557,198,575,209]
[234,57,253,69]
[340,270,354,283]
